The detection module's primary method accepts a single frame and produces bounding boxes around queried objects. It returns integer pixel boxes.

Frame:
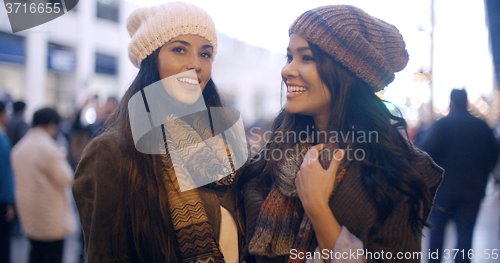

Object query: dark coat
[419,109,499,201]
[6,114,29,147]
[0,130,14,205]
[243,147,443,263]
[73,132,245,262]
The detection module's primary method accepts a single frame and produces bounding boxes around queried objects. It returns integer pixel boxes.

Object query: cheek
[323,93,332,106]
[203,61,212,78]
[303,65,320,84]
[201,62,212,84]
[199,65,212,91]
[320,87,332,108]
[310,68,328,96]
[319,82,330,97]
[158,61,173,80]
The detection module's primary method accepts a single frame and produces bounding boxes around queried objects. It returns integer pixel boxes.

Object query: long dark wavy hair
[241,41,432,237]
[102,48,226,262]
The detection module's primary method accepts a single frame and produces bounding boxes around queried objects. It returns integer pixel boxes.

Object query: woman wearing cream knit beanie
[73,2,243,263]
[242,5,443,263]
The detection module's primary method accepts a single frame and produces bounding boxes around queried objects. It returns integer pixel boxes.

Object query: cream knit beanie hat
[127,2,218,68]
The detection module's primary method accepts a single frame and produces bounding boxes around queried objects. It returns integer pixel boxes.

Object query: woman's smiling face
[157,35,214,104]
[282,34,331,121]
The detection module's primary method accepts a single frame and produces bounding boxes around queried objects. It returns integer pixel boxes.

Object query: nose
[187,54,202,72]
[281,61,299,80]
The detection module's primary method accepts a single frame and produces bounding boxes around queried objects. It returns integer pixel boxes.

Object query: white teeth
[287,86,307,93]
[177,77,199,85]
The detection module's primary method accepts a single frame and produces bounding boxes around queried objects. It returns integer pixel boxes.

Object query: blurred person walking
[6,101,29,238]
[0,101,15,263]
[6,101,29,147]
[420,89,499,263]
[11,108,77,263]
[95,96,118,134]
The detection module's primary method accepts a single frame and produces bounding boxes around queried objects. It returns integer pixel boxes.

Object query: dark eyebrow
[201,45,213,50]
[286,46,311,52]
[169,40,213,51]
[170,40,190,46]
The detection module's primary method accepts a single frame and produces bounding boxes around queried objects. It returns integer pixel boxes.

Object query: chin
[284,104,300,115]
[175,93,203,104]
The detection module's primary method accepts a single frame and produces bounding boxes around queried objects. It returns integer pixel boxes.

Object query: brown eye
[201,52,212,58]
[172,47,185,53]
[302,55,315,62]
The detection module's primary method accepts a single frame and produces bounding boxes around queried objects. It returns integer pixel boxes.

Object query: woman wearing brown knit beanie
[241,5,444,263]
[72,2,246,262]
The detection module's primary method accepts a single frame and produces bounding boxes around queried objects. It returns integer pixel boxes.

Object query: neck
[313,115,330,143]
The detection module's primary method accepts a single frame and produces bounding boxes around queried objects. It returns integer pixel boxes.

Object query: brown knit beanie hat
[289,5,409,92]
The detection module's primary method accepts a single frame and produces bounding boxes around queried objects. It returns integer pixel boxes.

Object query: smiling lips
[177,77,199,85]
[177,77,200,91]
[287,85,308,94]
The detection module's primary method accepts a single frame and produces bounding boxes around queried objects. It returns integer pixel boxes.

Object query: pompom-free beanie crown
[289,5,409,91]
[127,2,218,68]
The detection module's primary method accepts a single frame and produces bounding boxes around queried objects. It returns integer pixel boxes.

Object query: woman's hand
[295,144,344,218]
[296,144,345,254]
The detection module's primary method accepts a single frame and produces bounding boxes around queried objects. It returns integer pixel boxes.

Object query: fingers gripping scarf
[160,114,236,263]
[249,142,346,262]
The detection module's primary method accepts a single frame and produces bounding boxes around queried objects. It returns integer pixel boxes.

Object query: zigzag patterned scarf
[248,141,346,262]
[160,113,235,263]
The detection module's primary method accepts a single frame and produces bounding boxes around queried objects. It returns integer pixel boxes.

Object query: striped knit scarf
[248,141,345,262]
[160,113,235,263]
